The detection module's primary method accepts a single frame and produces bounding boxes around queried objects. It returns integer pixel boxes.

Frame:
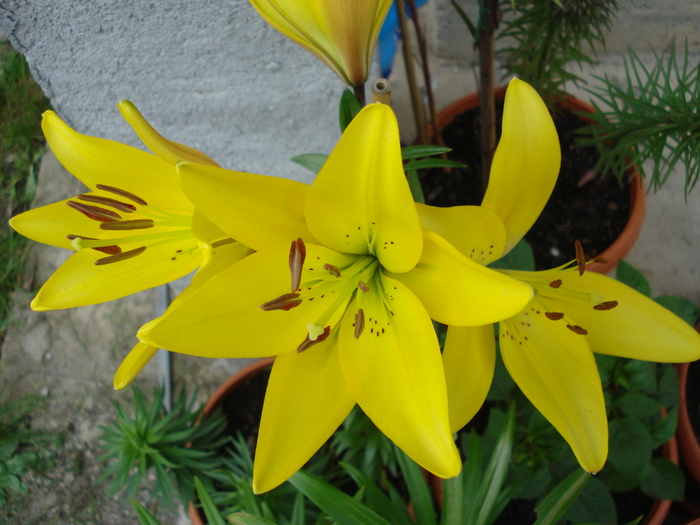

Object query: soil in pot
[420,98,631,271]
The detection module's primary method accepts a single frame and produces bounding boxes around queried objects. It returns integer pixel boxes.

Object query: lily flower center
[66,184,195,265]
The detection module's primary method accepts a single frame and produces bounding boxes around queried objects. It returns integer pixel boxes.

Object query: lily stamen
[354,308,365,338]
[96,184,148,206]
[567,324,588,335]
[593,300,619,311]
[100,219,155,231]
[94,246,147,266]
[545,312,564,320]
[549,279,562,288]
[67,200,121,222]
[288,238,306,292]
[77,194,136,213]
[296,326,331,353]
[323,263,341,278]
[575,240,586,276]
[357,281,370,293]
[261,292,302,311]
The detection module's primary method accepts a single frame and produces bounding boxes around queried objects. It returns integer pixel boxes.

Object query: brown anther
[94,246,147,265]
[593,256,609,264]
[92,245,122,255]
[261,292,302,311]
[67,200,121,222]
[545,312,565,321]
[66,234,97,241]
[567,325,588,335]
[593,300,619,311]
[575,240,586,276]
[354,309,365,339]
[100,219,155,230]
[288,238,306,292]
[77,194,136,213]
[549,279,562,288]
[357,281,370,293]
[296,326,331,353]
[323,263,341,278]
[96,184,148,206]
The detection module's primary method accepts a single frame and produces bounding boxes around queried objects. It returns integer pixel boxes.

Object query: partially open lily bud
[249,0,392,87]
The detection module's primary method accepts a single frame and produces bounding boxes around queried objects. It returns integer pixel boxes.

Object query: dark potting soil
[419,100,630,270]
[218,367,271,451]
[686,361,700,442]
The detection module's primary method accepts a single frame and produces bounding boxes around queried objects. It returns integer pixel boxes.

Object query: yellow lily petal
[253,332,355,493]
[42,111,191,213]
[306,103,422,274]
[416,203,507,264]
[388,230,533,326]
[177,162,315,252]
[481,78,560,255]
[10,199,89,250]
[500,303,608,473]
[338,273,461,478]
[31,234,201,310]
[549,270,700,362]
[191,209,229,246]
[118,100,219,167]
[443,325,496,433]
[113,342,159,390]
[140,243,354,358]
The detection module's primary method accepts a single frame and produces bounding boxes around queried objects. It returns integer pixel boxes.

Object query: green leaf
[406,170,426,204]
[615,261,651,296]
[440,473,463,525]
[488,239,535,271]
[561,476,616,525]
[533,469,590,525]
[615,393,661,419]
[395,447,436,525]
[195,476,227,525]
[289,470,392,525]
[649,408,678,448]
[620,360,656,392]
[608,418,652,477]
[401,145,452,160]
[640,458,684,501]
[131,499,162,525]
[403,158,465,171]
[339,89,362,133]
[291,154,328,175]
[654,295,699,326]
[227,513,279,525]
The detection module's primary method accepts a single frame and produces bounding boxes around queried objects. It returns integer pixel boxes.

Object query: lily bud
[249,0,392,87]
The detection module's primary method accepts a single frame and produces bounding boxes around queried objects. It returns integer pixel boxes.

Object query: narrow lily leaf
[440,471,464,525]
[401,145,452,159]
[130,499,161,525]
[288,470,392,525]
[406,170,426,204]
[340,89,363,133]
[473,405,516,525]
[395,446,437,525]
[403,158,465,171]
[195,477,227,525]
[291,153,328,175]
[227,513,279,525]
[533,469,590,525]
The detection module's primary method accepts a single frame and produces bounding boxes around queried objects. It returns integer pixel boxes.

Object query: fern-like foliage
[579,45,700,194]
[500,0,618,103]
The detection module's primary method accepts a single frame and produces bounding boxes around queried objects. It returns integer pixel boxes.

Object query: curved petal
[118,101,219,167]
[552,270,700,362]
[443,324,496,433]
[387,230,533,326]
[177,162,315,252]
[499,306,607,473]
[253,332,355,493]
[10,199,90,250]
[31,234,201,310]
[306,103,422,274]
[481,79,560,255]
[42,111,190,213]
[140,244,353,358]
[416,203,507,264]
[338,273,461,478]
[113,342,159,390]
[191,209,229,245]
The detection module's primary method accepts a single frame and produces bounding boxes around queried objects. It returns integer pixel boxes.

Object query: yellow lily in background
[139,102,534,493]
[10,102,228,310]
[430,78,700,474]
[248,0,391,86]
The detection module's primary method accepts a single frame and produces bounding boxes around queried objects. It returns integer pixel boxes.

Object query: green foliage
[0,392,55,508]
[0,42,51,341]
[339,89,362,133]
[500,0,618,104]
[579,45,700,194]
[488,238,535,271]
[98,385,229,509]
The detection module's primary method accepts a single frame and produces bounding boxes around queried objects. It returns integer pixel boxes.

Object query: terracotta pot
[676,360,700,482]
[188,357,275,525]
[435,89,645,275]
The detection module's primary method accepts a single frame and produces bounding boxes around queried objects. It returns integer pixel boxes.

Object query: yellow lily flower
[430,78,700,474]
[139,102,534,493]
[10,102,226,310]
[248,0,392,86]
